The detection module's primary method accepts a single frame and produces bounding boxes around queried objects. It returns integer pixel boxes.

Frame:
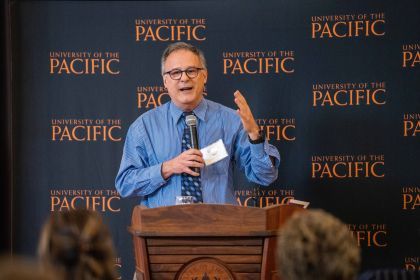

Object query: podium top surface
[129,204,303,237]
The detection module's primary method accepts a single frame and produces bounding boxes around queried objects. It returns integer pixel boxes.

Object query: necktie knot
[182,111,194,120]
[183,111,193,117]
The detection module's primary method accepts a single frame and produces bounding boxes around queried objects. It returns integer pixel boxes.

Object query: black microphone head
[185,114,197,127]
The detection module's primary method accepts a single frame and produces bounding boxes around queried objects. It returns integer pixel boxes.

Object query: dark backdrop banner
[11,0,419,278]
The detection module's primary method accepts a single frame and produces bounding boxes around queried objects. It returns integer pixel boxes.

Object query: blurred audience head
[0,256,54,280]
[38,209,117,280]
[277,209,361,280]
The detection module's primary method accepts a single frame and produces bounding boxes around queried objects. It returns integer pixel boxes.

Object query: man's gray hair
[161,42,207,75]
[277,209,361,280]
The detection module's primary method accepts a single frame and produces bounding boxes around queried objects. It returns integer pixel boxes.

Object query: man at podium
[115,42,280,208]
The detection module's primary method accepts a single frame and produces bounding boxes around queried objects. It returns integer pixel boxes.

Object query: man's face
[163,49,207,111]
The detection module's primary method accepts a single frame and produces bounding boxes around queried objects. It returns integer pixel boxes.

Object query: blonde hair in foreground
[277,209,361,280]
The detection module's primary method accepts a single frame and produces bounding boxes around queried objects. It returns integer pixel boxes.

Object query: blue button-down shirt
[115,98,280,208]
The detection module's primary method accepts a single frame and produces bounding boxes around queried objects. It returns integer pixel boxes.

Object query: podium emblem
[175,257,235,280]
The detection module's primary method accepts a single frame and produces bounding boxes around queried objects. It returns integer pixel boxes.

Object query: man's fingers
[234,96,245,108]
[182,153,204,164]
[234,91,251,115]
[188,155,205,163]
[184,148,203,157]
[183,158,204,167]
[184,167,200,177]
[237,108,252,124]
[234,90,243,99]
[236,108,245,117]
[190,161,205,168]
[234,90,247,105]
[180,156,204,166]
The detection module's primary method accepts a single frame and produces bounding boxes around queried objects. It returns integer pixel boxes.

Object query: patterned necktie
[181,112,203,203]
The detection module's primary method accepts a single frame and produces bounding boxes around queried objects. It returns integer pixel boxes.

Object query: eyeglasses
[163,67,204,80]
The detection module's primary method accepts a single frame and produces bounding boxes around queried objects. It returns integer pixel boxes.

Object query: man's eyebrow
[164,67,181,73]
[167,67,199,72]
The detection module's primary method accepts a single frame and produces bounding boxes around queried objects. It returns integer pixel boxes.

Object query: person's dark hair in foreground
[277,209,361,280]
[38,209,117,280]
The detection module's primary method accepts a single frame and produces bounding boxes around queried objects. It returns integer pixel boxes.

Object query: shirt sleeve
[233,127,280,186]
[115,121,167,198]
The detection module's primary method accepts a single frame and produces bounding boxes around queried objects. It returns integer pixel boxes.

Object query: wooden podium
[129,204,303,280]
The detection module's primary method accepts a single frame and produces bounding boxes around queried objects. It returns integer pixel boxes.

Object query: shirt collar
[169,98,208,124]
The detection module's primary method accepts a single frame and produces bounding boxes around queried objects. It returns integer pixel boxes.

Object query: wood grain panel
[148,245,262,255]
[147,237,263,246]
[149,263,262,273]
[149,254,262,264]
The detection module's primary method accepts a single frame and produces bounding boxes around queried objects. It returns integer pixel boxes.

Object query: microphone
[185,114,199,173]
[185,114,199,149]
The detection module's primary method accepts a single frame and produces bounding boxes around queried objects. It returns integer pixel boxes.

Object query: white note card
[288,199,310,209]
[200,139,228,166]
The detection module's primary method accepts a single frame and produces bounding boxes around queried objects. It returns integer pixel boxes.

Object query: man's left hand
[234,90,261,140]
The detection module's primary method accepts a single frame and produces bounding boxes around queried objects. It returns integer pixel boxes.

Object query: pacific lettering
[402,51,420,67]
[311,161,385,178]
[137,92,170,109]
[313,89,386,106]
[405,264,420,271]
[135,25,206,41]
[404,121,420,136]
[50,196,120,212]
[51,125,122,142]
[236,196,293,208]
[224,57,294,74]
[260,125,295,141]
[402,194,420,210]
[312,20,385,38]
[351,230,387,247]
[50,58,119,75]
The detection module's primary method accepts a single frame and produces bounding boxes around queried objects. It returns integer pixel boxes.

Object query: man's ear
[203,70,208,84]
[163,75,168,88]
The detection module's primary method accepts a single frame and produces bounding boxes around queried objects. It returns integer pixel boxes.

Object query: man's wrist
[161,161,172,180]
[248,129,265,144]
[248,125,262,140]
